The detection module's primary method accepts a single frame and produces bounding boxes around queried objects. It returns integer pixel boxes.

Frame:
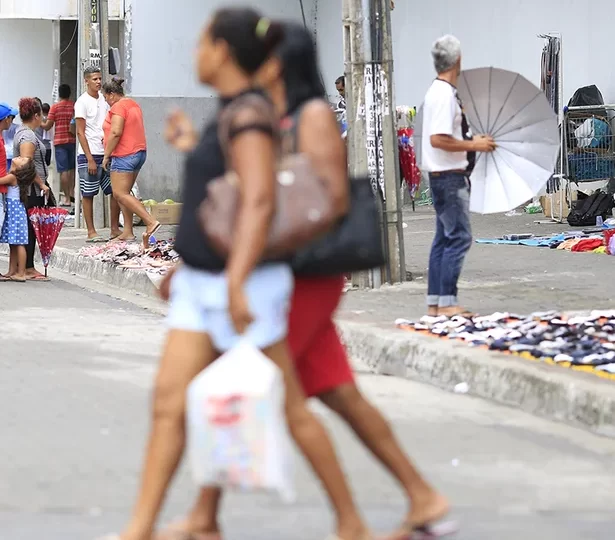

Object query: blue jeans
[427,172,472,308]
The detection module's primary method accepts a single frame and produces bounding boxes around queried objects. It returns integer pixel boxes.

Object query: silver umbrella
[414,67,559,214]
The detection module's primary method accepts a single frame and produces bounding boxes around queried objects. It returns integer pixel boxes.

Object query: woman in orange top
[102,77,161,248]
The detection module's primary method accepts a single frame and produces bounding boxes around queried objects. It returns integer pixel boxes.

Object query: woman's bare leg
[263,340,369,539]
[111,170,157,241]
[6,245,17,276]
[320,383,449,536]
[119,329,218,540]
[14,245,27,280]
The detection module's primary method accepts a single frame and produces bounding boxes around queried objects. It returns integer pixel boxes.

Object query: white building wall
[129,0,615,106]
[130,0,329,98]
[392,0,615,106]
[0,20,55,108]
[0,0,123,19]
[125,0,615,201]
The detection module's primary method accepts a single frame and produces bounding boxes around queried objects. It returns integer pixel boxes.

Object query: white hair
[431,35,461,74]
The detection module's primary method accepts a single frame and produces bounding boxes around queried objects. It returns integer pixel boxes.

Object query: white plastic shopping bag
[186,341,295,501]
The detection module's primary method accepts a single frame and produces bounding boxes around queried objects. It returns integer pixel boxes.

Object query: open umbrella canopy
[415,67,559,214]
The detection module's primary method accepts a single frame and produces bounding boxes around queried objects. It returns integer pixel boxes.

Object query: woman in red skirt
[157,21,453,540]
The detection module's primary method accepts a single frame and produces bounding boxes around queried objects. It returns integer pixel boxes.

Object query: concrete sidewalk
[3,210,615,437]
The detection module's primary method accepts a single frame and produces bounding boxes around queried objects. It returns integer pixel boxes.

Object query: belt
[429,169,467,177]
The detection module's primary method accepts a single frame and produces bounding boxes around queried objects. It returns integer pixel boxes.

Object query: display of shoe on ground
[396,311,615,381]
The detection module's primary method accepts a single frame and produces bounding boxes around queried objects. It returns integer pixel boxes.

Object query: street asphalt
[2,268,615,539]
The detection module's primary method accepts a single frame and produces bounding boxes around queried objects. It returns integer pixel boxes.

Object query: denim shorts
[55,143,76,172]
[166,263,293,352]
[110,150,147,173]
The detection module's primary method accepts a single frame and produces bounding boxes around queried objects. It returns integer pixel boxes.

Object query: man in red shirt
[0,102,18,232]
[43,84,76,206]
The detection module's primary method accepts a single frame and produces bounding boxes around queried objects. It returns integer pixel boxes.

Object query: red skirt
[288,275,354,397]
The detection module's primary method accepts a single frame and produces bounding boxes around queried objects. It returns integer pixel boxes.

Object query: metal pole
[379,0,404,283]
[75,0,92,228]
[344,0,373,288]
[99,0,111,228]
[343,0,404,287]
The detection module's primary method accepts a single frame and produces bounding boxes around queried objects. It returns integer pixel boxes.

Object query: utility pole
[343,0,405,287]
[76,0,110,228]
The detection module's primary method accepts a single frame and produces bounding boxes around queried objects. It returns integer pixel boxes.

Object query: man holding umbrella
[422,35,496,317]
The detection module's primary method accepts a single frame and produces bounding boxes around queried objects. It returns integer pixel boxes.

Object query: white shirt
[74,91,109,156]
[421,79,468,172]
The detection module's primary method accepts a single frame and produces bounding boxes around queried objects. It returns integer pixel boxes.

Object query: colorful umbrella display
[28,207,69,276]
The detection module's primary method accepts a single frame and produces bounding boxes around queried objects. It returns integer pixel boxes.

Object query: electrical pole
[343,0,405,287]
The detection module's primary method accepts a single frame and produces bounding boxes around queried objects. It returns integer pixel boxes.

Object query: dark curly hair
[13,159,37,204]
[19,97,42,122]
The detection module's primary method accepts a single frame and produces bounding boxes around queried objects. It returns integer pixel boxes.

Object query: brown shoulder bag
[198,94,334,259]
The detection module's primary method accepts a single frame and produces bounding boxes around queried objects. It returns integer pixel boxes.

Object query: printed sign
[89,49,102,68]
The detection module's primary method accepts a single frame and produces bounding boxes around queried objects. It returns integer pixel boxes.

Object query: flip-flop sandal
[26,275,50,282]
[86,236,107,243]
[412,519,459,538]
[155,523,222,540]
[110,235,137,243]
[441,311,475,319]
[9,276,26,283]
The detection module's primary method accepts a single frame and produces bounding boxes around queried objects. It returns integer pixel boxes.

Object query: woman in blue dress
[0,156,37,282]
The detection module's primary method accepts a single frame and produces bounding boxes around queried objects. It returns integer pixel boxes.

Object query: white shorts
[166,263,293,352]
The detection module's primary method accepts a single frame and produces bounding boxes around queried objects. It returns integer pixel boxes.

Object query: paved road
[342,208,615,323]
[2,271,615,539]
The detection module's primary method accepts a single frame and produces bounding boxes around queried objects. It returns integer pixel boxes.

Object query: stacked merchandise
[396,311,615,380]
[476,222,615,254]
[79,239,179,276]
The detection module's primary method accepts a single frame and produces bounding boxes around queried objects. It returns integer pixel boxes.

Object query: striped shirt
[48,100,76,146]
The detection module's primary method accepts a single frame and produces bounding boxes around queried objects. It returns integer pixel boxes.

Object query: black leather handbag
[292,175,385,276]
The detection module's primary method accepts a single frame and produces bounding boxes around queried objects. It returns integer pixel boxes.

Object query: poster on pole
[361,64,390,199]
[51,69,59,103]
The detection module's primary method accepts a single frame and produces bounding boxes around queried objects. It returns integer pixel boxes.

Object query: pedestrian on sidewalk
[42,84,76,207]
[102,9,372,540]
[159,21,452,540]
[0,102,18,234]
[75,66,122,242]
[40,103,53,166]
[101,77,160,248]
[13,98,51,282]
[0,157,38,282]
[421,35,496,318]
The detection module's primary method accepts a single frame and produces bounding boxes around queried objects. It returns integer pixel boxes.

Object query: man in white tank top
[421,35,496,317]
